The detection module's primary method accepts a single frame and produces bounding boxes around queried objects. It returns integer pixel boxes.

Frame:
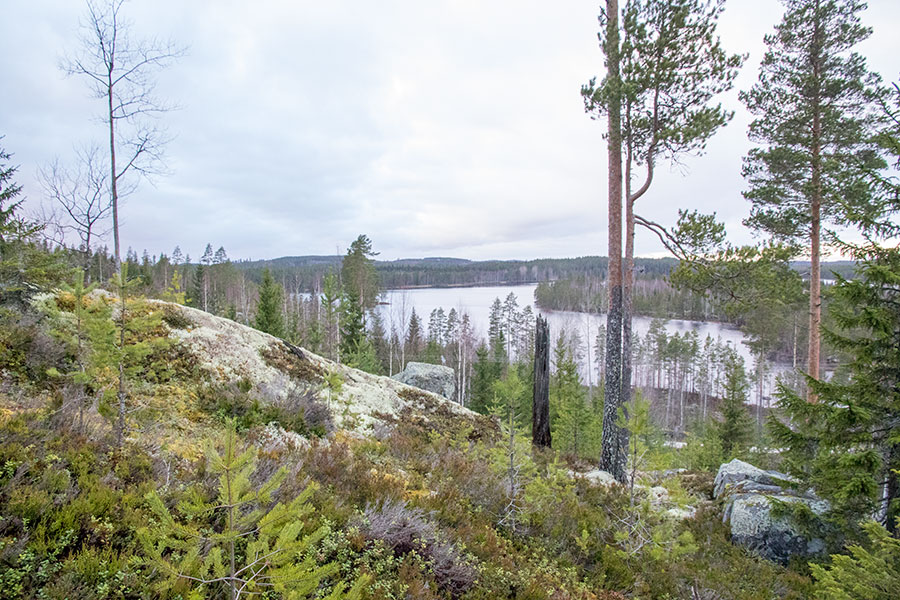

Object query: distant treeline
[533,276,728,323]
[233,254,858,292]
[236,255,679,291]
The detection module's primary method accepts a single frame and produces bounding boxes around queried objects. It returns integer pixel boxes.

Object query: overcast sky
[2,1,898,262]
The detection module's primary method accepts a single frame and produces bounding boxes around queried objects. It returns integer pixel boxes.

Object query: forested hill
[233,254,856,291]
[234,255,662,290]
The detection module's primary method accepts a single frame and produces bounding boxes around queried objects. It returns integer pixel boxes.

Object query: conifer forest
[1,1,899,599]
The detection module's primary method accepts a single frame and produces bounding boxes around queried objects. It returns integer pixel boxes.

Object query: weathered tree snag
[532,315,551,448]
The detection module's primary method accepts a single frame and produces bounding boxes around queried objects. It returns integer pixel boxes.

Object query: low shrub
[197,381,331,436]
[357,499,478,596]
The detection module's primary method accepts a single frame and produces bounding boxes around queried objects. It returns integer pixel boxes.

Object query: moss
[395,388,499,442]
[260,342,325,383]
[678,471,716,499]
[160,304,192,330]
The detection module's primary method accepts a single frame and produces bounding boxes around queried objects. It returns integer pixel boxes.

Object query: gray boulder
[714,459,796,498]
[391,362,456,400]
[715,459,829,564]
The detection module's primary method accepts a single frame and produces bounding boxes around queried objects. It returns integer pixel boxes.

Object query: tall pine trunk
[600,0,627,483]
[808,0,823,401]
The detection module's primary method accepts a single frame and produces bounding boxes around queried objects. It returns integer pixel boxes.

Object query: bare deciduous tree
[62,0,184,270]
[38,145,113,277]
[62,0,183,446]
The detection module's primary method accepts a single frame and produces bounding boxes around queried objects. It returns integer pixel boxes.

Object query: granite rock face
[715,459,828,564]
[391,362,456,400]
[150,301,474,433]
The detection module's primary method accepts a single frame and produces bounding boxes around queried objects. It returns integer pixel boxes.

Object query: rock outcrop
[714,459,829,564]
[157,301,479,434]
[391,361,456,400]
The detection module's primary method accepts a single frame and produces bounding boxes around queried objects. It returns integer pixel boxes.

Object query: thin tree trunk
[107,81,119,270]
[622,163,634,406]
[106,59,128,447]
[116,289,126,446]
[808,0,823,401]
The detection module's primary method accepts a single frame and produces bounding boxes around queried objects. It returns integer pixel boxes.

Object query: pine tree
[52,271,98,432]
[254,268,284,338]
[341,234,379,312]
[140,425,367,599]
[583,0,742,482]
[741,0,886,394]
[489,369,528,534]
[770,248,900,535]
[502,293,520,360]
[200,243,214,312]
[214,245,228,264]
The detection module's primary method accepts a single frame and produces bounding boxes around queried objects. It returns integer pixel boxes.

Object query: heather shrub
[197,380,331,436]
[357,499,478,596]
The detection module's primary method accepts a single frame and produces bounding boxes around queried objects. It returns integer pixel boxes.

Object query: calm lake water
[378,284,795,405]
[379,284,753,366]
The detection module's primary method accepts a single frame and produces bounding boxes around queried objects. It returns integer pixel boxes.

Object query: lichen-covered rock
[724,494,828,563]
[665,506,697,520]
[155,301,476,434]
[713,458,796,499]
[715,459,829,564]
[391,362,456,400]
[575,469,618,486]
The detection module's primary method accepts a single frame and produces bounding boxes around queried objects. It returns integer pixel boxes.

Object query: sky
[2,0,898,262]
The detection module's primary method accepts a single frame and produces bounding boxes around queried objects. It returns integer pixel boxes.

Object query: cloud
[2,0,898,262]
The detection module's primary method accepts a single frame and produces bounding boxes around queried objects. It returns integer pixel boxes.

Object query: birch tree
[63,0,184,271]
[63,0,183,445]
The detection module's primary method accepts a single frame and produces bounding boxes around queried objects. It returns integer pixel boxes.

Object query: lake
[380,284,754,367]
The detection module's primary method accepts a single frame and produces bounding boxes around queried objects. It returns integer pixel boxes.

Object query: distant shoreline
[384,281,540,291]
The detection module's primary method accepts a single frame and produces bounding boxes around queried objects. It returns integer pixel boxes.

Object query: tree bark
[532,315,551,448]
[600,0,627,483]
[808,0,823,401]
[884,444,899,536]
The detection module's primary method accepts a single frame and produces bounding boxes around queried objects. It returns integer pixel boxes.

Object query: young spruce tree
[254,268,285,338]
[770,249,900,536]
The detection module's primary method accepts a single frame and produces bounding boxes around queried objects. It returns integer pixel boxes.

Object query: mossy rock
[260,342,325,383]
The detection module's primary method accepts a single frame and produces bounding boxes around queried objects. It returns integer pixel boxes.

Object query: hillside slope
[160,300,481,434]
